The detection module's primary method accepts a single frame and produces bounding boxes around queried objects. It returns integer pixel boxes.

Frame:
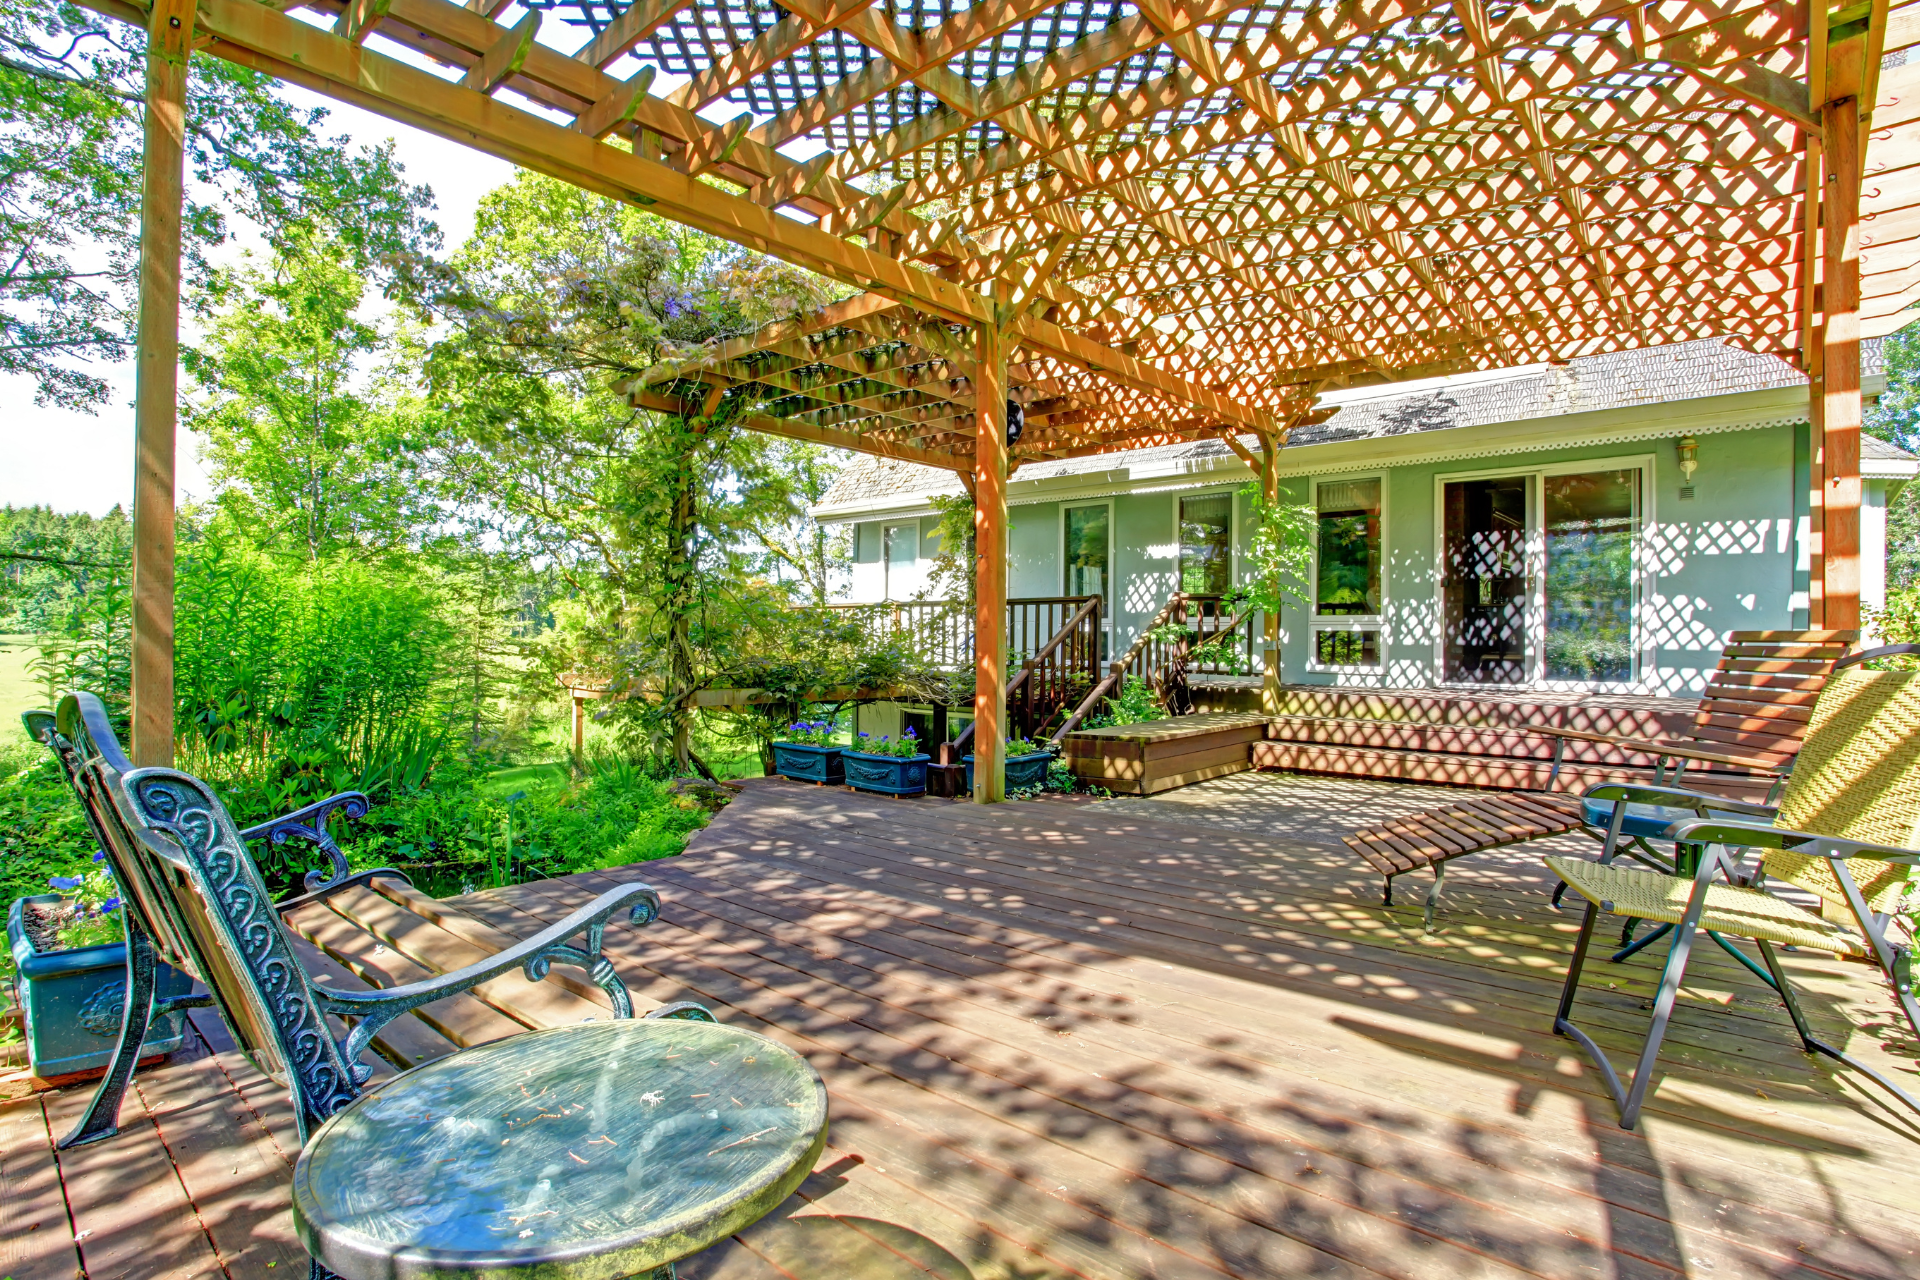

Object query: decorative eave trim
[813,378,1895,525]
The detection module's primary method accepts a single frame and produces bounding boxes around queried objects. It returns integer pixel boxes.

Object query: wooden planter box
[842,751,930,796]
[1062,713,1267,795]
[964,750,1054,793]
[772,742,844,785]
[7,893,194,1082]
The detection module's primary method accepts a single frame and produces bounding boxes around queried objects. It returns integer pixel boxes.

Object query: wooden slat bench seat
[1342,792,1586,930]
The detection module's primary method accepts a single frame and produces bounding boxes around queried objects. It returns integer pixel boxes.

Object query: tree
[398,173,848,772]
[0,1,436,410]
[1868,322,1920,590]
[183,228,433,561]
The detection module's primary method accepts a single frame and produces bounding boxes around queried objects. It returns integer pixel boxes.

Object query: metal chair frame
[1552,791,1920,1128]
[24,693,709,1161]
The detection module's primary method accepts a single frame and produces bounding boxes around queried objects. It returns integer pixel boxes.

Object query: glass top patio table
[292,1018,828,1280]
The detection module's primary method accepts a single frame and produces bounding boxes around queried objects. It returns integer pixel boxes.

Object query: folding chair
[1547,666,1920,1129]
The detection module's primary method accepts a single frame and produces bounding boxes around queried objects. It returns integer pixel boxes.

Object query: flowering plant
[780,720,838,747]
[1004,736,1052,757]
[47,854,125,951]
[852,728,923,758]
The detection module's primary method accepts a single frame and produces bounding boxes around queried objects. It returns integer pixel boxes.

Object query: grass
[0,634,39,749]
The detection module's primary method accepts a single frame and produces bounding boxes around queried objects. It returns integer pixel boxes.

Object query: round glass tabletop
[292,1018,828,1280]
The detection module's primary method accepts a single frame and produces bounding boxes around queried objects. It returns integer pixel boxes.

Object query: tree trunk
[666,424,699,773]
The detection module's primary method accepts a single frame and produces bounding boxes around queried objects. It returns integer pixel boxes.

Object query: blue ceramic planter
[842,750,930,796]
[964,749,1055,794]
[7,894,194,1079]
[772,741,844,785]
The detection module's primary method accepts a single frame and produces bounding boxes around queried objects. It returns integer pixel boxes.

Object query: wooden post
[1258,434,1282,716]
[973,325,1009,803]
[129,0,196,768]
[1820,94,1863,630]
[1808,332,1826,626]
[571,693,585,763]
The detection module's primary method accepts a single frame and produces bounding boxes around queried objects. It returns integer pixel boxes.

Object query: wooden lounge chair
[1342,631,1859,928]
[1531,629,1858,797]
[1548,665,1920,1129]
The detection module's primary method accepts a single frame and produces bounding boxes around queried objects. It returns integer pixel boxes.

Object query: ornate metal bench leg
[60,925,159,1149]
[1381,876,1395,908]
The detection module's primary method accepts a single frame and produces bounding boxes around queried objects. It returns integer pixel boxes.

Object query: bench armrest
[1531,725,1786,773]
[240,792,373,899]
[1582,782,1778,818]
[317,882,663,1069]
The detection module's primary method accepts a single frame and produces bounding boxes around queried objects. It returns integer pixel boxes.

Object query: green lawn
[0,634,39,749]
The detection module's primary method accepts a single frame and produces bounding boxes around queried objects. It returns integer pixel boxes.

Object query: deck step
[1262,714,1774,772]
[1250,739,1773,801]
[1273,686,1697,736]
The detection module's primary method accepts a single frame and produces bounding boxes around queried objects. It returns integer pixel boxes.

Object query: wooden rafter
[73,0,1920,469]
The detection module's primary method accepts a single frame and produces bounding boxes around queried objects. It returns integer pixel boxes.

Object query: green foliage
[185,229,434,560]
[851,729,924,758]
[778,720,837,747]
[1004,736,1051,757]
[44,863,123,951]
[1083,676,1164,729]
[339,753,710,896]
[0,744,97,927]
[0,1,435,410]
[1235,484,1315,617]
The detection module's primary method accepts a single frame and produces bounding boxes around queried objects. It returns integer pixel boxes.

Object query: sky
[0,3,835,519]
[0,1,717,517]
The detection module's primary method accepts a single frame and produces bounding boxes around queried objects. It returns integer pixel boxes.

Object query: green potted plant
[771,719,844,785]
[965,736,1055,793]
[842,728,930,796]
[6,857,194,1081]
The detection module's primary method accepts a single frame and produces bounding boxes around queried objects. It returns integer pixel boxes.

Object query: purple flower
[92,850,106,863]
[100,898,121,913]
[48,875,83,891]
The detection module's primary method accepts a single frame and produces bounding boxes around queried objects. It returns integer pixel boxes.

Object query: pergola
[87,0,1920,800]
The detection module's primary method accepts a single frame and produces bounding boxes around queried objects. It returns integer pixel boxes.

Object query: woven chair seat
[1544,856,1868,956]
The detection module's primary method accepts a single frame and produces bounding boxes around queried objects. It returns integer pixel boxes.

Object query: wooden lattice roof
[94,0,1920,471]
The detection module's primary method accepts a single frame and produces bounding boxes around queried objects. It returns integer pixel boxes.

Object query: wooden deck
[5,776,1919,1280]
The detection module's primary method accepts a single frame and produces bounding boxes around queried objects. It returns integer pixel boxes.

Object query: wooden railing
[824,599,970,668]
[826,596,1099,672]
[1046,592,1259,743]
[948,596,1104,758]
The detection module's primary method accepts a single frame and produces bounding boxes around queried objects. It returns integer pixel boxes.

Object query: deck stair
[1254,686,1781,798]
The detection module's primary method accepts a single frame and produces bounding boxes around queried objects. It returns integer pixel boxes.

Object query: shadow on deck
[5,775,1917,1279]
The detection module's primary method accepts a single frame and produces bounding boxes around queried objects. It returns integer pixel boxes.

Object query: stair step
[1250,740,1773,801]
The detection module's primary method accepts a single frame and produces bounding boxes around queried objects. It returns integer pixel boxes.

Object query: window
[1311,477,1383,669]
[882,521,917,599]
[1178,493,1233,595]
[1064,504,1109,600]
[1542,469,1639,683]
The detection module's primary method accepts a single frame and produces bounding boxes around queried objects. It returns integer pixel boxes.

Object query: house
[813,338,1916,740]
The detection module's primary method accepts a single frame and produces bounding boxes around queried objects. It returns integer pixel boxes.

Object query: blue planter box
[965,749,1055,794]
[842,750,930,796]
[772,741,844,785]
[8,894,194,1079]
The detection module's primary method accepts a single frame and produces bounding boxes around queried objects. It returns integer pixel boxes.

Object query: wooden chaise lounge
[1342,630,1858,928]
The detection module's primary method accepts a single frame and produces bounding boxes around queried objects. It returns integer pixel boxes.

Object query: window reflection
[1179,494,1232,595]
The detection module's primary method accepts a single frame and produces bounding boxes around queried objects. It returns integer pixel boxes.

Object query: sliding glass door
[1542,469,1640,683]
[1441,476,1531,684]
[1438,462,1645,687]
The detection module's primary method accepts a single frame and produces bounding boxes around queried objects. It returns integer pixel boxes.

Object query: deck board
[13,775,1920,1279]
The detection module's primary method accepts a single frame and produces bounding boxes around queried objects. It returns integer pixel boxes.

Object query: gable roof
[814,338,1897,519]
